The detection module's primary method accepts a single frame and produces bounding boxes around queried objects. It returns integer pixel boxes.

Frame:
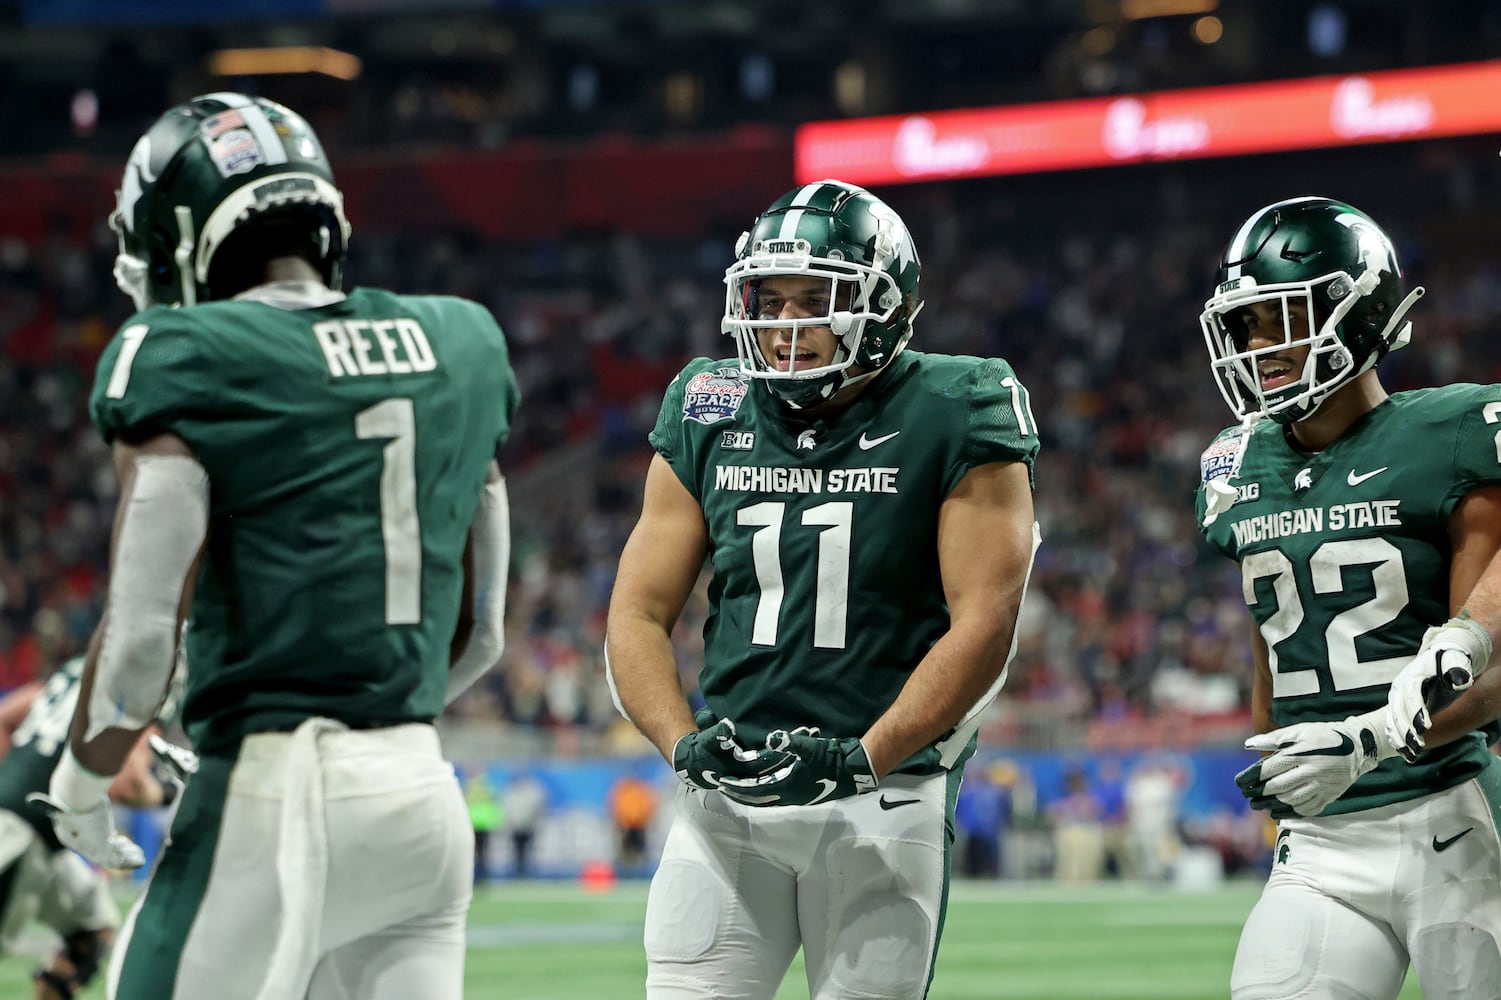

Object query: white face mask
[1201,274,1364,424]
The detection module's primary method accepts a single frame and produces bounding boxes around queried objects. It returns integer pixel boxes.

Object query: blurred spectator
[1090,758,1131,878]
[501,772,547,879]
[955,761,1015,878]
[607,774,659,877]
[1049,768,1107,882]
[1125,757,1186,881]
[465,769,502,884]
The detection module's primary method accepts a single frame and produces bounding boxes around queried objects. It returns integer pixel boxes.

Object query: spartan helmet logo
[1295,468,1314,491]
[796,429,817,450]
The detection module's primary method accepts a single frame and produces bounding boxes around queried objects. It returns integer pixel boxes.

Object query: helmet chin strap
[1377,286,1425,354]
[113,254,152,312]
[173,205,198,307]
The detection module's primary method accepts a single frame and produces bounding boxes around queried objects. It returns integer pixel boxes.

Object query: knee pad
[1232,888,1405,1000]
[643,860,724,963]
[812,833,941,1000]
[1411,922,1501,1000]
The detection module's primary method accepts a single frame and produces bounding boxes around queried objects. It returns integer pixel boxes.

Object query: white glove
[27,746,145,870]
[1385,617,1492,763]
[1243,709,1397,818]
[26,792,145,870]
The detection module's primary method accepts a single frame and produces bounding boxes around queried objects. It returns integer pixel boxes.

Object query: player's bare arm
[106,725,169,809]
[606,453,710,760]
[1247,620,1274,737]
[0,682,41,762]
[860,459,1035,779]
[1404,485,1501,750]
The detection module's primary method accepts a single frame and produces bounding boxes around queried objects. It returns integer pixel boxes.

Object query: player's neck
[260,255,326,286]
[798,377,874,420]
[1287,372,1388,452]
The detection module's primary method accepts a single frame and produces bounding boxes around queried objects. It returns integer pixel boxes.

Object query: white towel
[252,717,346,1000]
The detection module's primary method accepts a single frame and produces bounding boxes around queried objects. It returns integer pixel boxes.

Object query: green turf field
[0,879,1427,999]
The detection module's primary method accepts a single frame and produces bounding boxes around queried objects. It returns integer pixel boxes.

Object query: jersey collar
[234,280,347,311]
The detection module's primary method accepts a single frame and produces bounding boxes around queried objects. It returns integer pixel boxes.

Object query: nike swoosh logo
[699,770,718,786]
[1433,827,1475,852]
[858,431,900,450]
[1292,732,1355,757]
[879,795,920,811]
[1347,467,1389,486]
[806,779,839,806]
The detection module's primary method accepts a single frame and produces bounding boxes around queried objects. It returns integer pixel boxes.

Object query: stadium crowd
[2,140,1500,757]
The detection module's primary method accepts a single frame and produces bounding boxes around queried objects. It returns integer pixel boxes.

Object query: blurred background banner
[795,60,1501,184]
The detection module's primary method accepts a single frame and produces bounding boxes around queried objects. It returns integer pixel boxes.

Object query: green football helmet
[722,179,923,409]
[1200,196,1424,424]
[110,92,351,310]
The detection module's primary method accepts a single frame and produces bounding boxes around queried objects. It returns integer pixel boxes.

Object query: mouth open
[1258,357,1297,391]
[774,345,819,373]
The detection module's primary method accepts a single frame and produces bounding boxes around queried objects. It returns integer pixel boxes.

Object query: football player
[1196,196,1501,999]
[35,93,519,1000]
[0,656,182,1000]
[606,179,1041,999]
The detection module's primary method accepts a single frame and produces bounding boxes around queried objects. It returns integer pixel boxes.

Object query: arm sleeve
[946,358,1040,496]
[446,474,511,705]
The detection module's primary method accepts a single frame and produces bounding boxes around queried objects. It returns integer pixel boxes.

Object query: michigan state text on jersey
[653,350,1037,771]
[1197,385,1501,813]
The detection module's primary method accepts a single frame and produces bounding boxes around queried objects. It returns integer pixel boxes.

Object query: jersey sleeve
[1444,383,1501,515]
[647,359,708,498]
[470,301,522,448]
[947,358,1040,495]
[90,311,214,445]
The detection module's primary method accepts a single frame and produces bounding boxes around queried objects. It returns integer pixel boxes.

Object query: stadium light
[1121,0,1219,18]
[207,47,363,81]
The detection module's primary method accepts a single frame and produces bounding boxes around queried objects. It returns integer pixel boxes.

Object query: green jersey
[0,658,87,850]
[91,286,520,753]
[1197,384,1501,814]
[650,351,1039,775]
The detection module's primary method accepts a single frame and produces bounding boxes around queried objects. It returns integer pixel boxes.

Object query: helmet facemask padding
[1200,270,1422,424]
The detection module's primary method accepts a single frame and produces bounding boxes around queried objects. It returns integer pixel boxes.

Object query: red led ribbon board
[795,61,1501,185]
